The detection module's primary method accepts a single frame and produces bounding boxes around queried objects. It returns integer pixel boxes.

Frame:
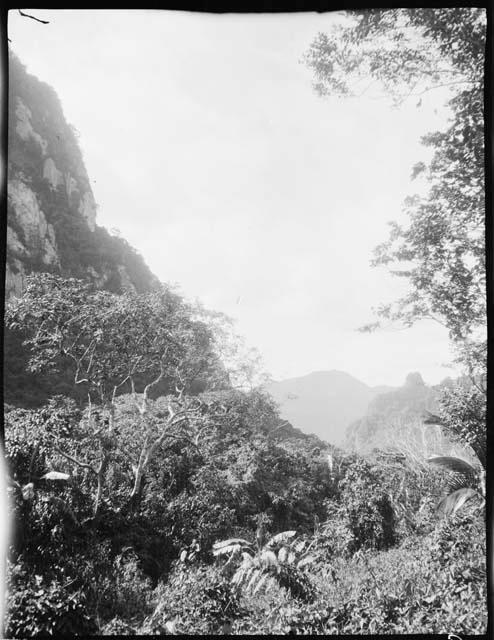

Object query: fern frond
[253,571,270,594]
[246,568,261,592]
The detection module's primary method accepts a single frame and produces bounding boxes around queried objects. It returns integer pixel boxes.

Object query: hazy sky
[8,9,461,387]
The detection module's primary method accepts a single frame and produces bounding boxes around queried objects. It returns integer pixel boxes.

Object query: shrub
[142,563,245,635]
[87,549,154,626]
[338,457,397,553]
[6,564,96,637]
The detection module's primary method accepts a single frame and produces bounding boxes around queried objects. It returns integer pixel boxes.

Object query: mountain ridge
[265,370,395,445]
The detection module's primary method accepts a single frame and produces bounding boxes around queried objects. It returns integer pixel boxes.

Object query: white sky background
[8,9,463,387]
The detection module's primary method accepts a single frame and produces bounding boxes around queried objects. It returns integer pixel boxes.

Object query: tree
[5,273,227,514]
[304,8,486,348]
[304,10,487,488]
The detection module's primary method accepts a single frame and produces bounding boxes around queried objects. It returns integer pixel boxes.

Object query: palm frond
[445,472,475,494]
[427,455,477,475]
[437,488,479,516]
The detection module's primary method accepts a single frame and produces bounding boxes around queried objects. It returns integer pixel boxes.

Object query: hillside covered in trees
[3,7,488,636]
[6,51,160,408]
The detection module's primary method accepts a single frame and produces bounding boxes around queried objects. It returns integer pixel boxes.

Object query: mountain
[265,370,394,445]
[345,372,442,454]
[5,51,162,407]
[6,50,159,298]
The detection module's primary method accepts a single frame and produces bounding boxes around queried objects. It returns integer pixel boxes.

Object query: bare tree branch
[94,453,109,517]
[54,448,96,475]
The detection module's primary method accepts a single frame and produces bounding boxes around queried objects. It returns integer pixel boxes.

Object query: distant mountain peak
[265,370,390,445]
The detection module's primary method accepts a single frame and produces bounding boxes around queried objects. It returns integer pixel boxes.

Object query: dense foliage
[305,8,486,345]
[6,51,161,408]
[4,9,487,635]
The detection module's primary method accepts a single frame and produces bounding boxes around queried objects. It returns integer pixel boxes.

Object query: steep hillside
[345,372,444,454]
[265,370,394,445]
[6,50,158,297]
[5,51,160,407]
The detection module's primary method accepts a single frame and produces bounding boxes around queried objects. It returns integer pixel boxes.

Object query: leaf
[297,555,316,569]
[213,538,251,550]
[40,471,71,481]
[232,567,248,585]
[246,568,261,592]
[253,572,270,594]
[241,551,255,565]
[213,544,241,557]
[278,547,288,563]
[294,540,306,553]
[267,531,296,546]
[426,456,477,476]
[260,550,278,567]
[438,488,478,516]
[21,483,35,500]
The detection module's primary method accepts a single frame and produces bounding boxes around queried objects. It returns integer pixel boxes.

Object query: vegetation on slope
[3,273,487,636]
[4,7,487,636]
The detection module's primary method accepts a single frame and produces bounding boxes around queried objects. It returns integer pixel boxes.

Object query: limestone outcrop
[6,50,157,299]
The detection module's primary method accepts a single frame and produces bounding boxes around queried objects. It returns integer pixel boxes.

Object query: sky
[7,9,462,387]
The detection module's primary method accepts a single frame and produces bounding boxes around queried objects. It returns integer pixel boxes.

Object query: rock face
[345,373,440,453]
[43,157,63,189]
[8,180,60,263]
[15,97,48,155]
[6,179,60,298]
[6,50,157,298]
[78,190,97,231]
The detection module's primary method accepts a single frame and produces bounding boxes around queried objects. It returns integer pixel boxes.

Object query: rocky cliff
[345,372,443,454]
[5,51,161,408]
[6,50,158,298]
